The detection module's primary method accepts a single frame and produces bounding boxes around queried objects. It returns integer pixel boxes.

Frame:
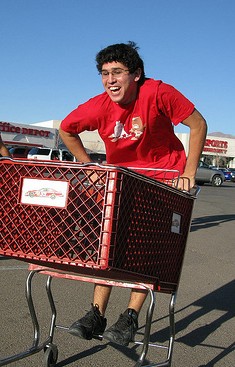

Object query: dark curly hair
[96,41,145,85]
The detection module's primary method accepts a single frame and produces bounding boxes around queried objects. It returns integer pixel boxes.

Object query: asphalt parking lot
[0,182,235,366]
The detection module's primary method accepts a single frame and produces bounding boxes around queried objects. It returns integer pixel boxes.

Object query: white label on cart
[171,213,181,234]
[20,178,69,208]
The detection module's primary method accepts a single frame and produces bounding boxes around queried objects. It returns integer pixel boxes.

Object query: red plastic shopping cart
[0,158,198,367]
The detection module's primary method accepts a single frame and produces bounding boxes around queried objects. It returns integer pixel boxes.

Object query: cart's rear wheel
[44,343,58,367]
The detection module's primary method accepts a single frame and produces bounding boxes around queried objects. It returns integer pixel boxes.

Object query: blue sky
[1,0,234,134]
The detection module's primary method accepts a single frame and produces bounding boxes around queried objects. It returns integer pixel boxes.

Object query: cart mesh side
[0,159,195,292]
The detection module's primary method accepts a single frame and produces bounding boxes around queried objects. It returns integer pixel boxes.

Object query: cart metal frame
[0,266,177,367]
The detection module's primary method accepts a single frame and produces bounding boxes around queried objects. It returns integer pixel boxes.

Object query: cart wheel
[44,343,58,367]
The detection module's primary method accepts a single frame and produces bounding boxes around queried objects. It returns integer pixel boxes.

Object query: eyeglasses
[100,68,130,79]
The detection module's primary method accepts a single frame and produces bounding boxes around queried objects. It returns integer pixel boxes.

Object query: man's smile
[109,86,121,94]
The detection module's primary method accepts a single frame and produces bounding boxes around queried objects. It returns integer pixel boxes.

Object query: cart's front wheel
[44,343,58,367]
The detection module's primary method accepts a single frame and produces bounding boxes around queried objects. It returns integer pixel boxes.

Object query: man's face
[101,62,141,105]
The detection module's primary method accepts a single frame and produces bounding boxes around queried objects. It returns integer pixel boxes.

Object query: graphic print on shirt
[109,117,145,142]
[130,117,146,140]
[108,121,131,142]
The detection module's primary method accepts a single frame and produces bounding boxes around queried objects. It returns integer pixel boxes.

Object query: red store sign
[203,139,228,154]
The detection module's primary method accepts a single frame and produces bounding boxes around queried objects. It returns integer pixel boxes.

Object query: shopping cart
[0,158,198,367]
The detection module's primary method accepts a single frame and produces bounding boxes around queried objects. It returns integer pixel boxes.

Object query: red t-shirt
[61,79,194,177]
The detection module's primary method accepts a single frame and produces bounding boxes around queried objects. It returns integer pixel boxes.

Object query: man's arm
[0,137,11,157]
[180,109,207,189]
[59,128,92,163]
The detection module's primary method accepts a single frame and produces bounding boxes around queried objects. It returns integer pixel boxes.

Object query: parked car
[195,161,225,187]
[228,168,235,182]
[27,148,75,162]
[9,146,32,158]
[218,168,233,181]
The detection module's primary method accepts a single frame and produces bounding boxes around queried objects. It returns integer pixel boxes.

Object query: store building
[1,120,235,168]
[177,132,235,168]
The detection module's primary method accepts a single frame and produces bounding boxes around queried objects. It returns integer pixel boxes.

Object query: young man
[0,134,11,157]
[59,41,207,346]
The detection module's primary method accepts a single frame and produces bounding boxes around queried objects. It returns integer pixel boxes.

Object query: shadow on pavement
[55,344,107,366]
[197,341,235,367]
[191,214,235,231]
[57,281,235,366]
[149,280,235,365]
[55,336,150,366]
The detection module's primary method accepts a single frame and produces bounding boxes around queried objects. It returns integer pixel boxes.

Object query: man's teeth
[110,87,120,91]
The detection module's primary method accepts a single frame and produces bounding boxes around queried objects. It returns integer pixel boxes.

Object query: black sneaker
[68,304,107,340]
[103,308,138,346]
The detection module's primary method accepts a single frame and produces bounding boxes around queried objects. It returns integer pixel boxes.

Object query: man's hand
[176,175,195,191]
